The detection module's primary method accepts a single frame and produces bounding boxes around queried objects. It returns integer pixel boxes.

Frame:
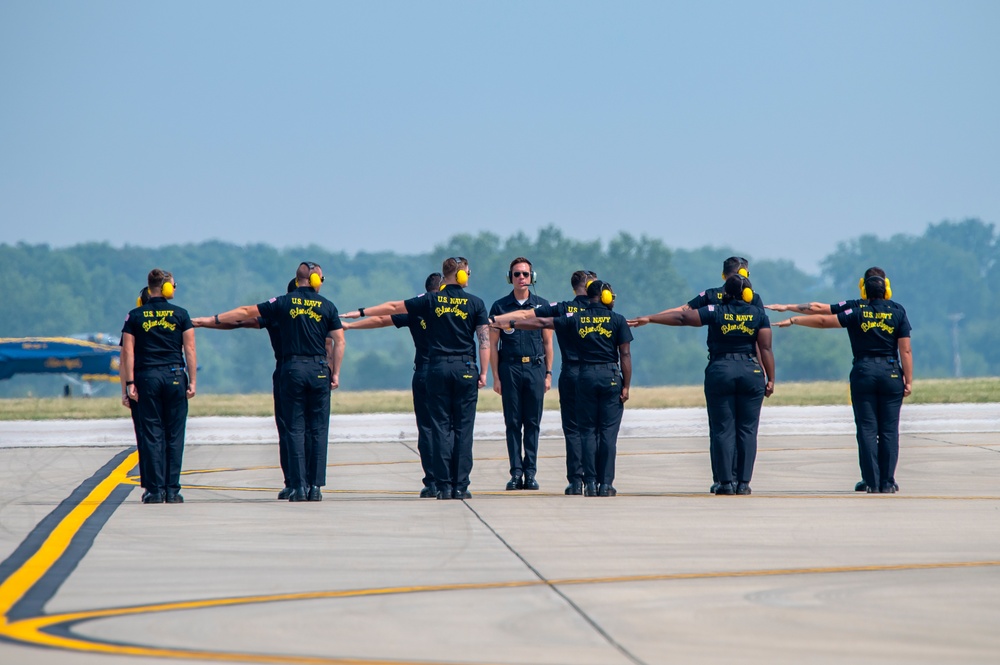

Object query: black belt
[709,353,756,360]
[431,354,475,362]
[283,355,325,361]
[580,362,620,370]
[500,355,543,364]
[854,356,896,364]
[136,364,184,372]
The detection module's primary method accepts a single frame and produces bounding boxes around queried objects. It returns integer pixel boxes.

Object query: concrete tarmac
[0,405,998,665]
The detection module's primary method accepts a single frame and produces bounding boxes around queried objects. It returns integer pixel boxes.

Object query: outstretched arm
[215,305,261,326]
[629,309,701,327]
[192,315,261,330]
[766,302,833,315]
[341,301,407,319]
[774,314,841,329]
[342,315,394,330]
[490,309,537,326]
[502,317,555,331]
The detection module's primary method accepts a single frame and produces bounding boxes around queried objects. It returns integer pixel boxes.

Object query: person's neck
[513,287,530,300]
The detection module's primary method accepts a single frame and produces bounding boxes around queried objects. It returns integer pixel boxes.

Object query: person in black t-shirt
[212,262,345,502]
[342,272,443,497]
[772,269,912,494]
[343,257,490,499]
[630,275,775,496]
[488,257,554,492]
[639,256,762,493]
[120,269,197,504]
[496,280,632,497]
[193,279,298,499]
[489,269,596,495]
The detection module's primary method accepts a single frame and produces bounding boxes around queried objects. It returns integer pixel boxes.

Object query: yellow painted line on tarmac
[0,451,138,627]
[2,447,999,665]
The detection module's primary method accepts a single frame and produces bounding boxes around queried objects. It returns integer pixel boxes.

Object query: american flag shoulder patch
[707,305,715,312]
[843,308,853,315]
[268,297,277,303]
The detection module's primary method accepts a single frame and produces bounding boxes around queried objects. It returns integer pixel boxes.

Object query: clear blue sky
[1,1,997,272]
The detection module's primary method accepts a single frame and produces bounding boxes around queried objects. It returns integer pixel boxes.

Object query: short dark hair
[147,268,171,290]
[571,270,597,290]
[864,274,888,299]
[442,257,468,278]
[425,272,443,292]
[722,256,749,278]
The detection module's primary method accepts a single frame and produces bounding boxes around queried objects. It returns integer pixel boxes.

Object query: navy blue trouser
[281,357,331,489]
[499,359,546,477]
[704,357,765,486]
[559,363,583,483]
[850,357,904,489]
[575,364,624,485]
[412,366,435,488]
[427,356,479,493]
[135,366,188,493]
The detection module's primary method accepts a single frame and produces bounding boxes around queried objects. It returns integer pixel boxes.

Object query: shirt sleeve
[177,309,193,332]
[759,310,771,329]
[534,302,557,317]
[696,305,716,326]
[404,294,429,316]
[473,298,489,327]
[488,301,503,318]
[613,314,634,346]
[836,307,858,328]
[897,309,912,338]
[830,299,856,315]
[257,296,280,321]
[390,313,409,329]
[687,292,708,309]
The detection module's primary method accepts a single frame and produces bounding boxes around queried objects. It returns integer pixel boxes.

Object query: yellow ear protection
[161,280,175,298]
[450,257,469,287]
[585,270,598,290]
[722,266,751,281]
[301,262,324,289]
[592,280,615,305]
[740,277,753,303]
[859,275,891,300]
[506,259,537,285]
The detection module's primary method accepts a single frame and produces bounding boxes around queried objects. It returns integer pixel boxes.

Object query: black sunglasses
[512,271,531,278]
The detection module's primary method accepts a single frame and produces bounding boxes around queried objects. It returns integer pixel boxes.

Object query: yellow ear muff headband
[449,257,469,287]
[600,282,615,305]
[161,281,175,298]
[859,276,892,300]
[136,296,143,307]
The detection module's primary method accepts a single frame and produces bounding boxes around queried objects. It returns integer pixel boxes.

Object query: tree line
[0,219,996,397]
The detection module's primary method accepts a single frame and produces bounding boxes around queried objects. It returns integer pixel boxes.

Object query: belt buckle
[521,356,530,363]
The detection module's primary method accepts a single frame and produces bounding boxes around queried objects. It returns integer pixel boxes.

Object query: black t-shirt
[553,301,633,365]
[697,301,770,355]
[391,311,430,367]
[256,286,342,358]
[836,299,912,358]
[690,287,764,349]
[256,316,282,364]
[121,296,193,369]
[404,285,488,357]
[489,291,548,360]
[535,295,590,364]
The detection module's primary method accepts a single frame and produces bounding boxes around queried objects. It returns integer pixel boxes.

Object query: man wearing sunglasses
[211,261,345,503]
[488,257,553,491]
